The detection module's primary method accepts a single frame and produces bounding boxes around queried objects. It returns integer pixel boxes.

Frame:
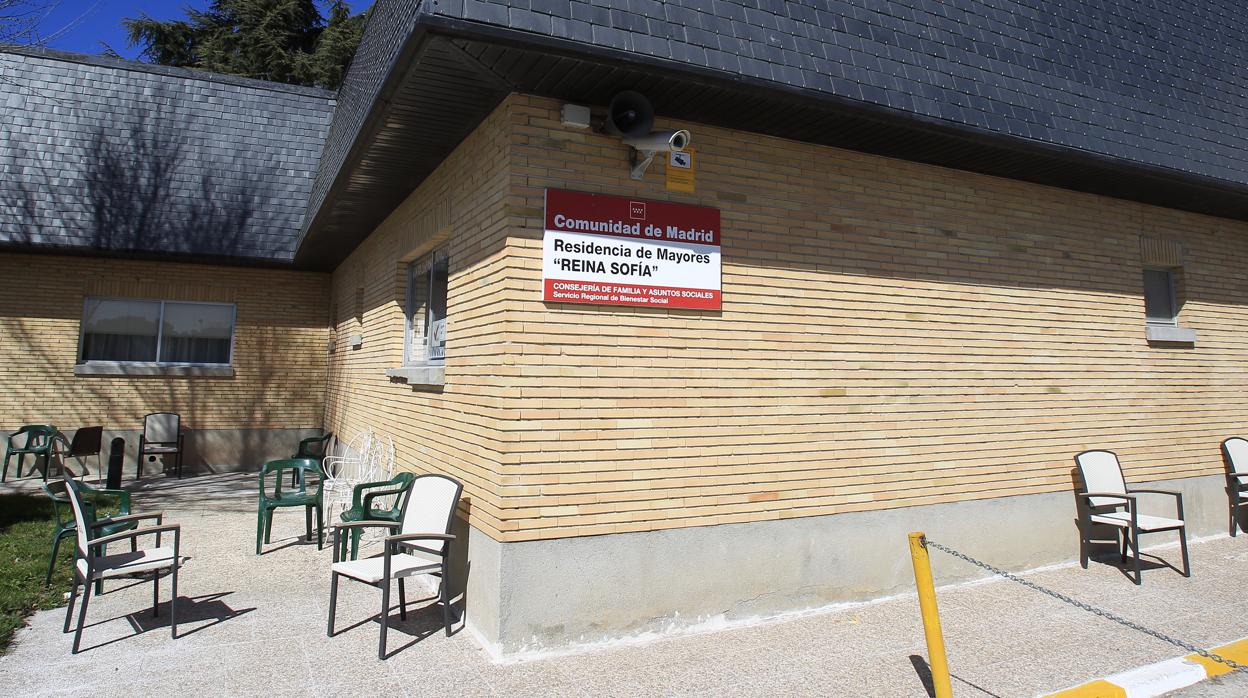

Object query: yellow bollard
[909,532,954,698]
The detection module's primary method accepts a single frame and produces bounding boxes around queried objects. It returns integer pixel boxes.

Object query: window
[404,251,448,365]
[1143,269,1177,326]
[80,298,235,365]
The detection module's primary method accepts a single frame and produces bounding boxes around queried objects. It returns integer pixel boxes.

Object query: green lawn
[0,493,73,654]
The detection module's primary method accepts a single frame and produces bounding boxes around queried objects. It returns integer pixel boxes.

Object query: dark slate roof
[300,0,1248,267]
[436,0,1248,188]
[0,47,336,263]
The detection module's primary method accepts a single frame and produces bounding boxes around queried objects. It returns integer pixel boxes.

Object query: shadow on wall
[0,91,323,474]
[0,85,278,258]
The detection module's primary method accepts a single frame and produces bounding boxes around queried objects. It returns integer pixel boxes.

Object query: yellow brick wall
[0,252,329,432]
[328,94,1248,543]
[323,98,514,539]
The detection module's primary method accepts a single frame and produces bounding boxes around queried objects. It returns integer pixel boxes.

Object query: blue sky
[34,1,368,60]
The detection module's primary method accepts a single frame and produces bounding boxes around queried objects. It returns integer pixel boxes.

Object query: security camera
[623,129,692,153]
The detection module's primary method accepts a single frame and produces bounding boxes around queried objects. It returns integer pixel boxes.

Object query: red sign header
[544,189,721,246]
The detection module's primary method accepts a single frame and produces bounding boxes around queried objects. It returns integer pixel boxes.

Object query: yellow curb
[1045,636,1248,698]
[1044,678,1127,697]
[1185,637,1248,678]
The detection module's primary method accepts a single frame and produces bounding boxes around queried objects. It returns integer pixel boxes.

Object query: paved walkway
[2,473,1247,697]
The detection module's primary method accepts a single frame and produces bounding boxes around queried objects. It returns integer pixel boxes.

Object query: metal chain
[922,537,1246,672]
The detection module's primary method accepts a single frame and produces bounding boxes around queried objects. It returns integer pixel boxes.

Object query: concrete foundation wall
[40,427,325,479]
[459,472,1228,656]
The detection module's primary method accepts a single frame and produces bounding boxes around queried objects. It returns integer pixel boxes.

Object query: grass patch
[0,493,74,654]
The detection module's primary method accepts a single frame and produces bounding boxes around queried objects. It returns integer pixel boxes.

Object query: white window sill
[75,362,234,377]
[1146,325,1197,344]
[385,365,445,387]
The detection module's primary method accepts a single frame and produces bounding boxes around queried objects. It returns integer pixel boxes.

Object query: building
[4,0,1248,657]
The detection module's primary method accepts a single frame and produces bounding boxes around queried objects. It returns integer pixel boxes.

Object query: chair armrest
[385,533,455,544]
[90,512,162,528]
[361,487,407,510]
[1231,473,1248,480]
[1080,492,1136,503]
[349,479,395,508]
[1127,488,1180,497]
[88,523,180,548]
[331,521,400,531]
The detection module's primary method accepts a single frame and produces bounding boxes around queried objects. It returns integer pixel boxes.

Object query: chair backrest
[69,426,104,457]
[259,458,321,497]
[300,432,333,459]
[63,475,94,561]
[1223,438,1248,476]
[42,480,75,529]
[400,474,463,554]
[144,413,180,443]
[1075,450,1127,507]
[18,424,57,447]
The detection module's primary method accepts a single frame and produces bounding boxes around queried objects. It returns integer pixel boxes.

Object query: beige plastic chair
[1075,450,1189,585]
[327,473,462,659]
[1221,437,1248,536]
[61,473,185,653]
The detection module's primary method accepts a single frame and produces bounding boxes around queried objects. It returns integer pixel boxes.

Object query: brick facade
[0,252,330,434]
[325,94,1248,543]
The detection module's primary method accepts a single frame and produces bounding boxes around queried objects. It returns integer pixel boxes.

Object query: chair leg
[1131,529,1142,586]
[72,577,92,653]
[351,528,362,561]
[255,506,266,555]
[1,451,9,482]
[1120,531,1128,564]
[64,579,78,633]
[16,453,25,478]
[40,453,50,482]
[1232,494,1239,538]
[315,505,323,550]
[398,578,407,621]
[170,563,178,639]
[305,506,313,542]
[327,572,339,637]
[93,544,106,596]
[152,573,160,617]
[46,530,66,587]
[265,508,274,544]
[379,579,391,660]
[441,579,452,636]
[1179,526,1191,577]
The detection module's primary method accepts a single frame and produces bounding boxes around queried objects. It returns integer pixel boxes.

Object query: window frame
[1142,267,1179,327]
[77,297,238,367]
[403,251,448,367]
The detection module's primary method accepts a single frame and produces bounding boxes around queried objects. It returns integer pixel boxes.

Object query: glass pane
[1143,269,1175,324]
[81,298,159,362]
[405,262,429,365]
[159,302,233,364]
[427,256,448,361]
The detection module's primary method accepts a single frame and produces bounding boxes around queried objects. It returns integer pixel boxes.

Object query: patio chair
[41,480,136,588]
[61,474,183,654]
[327,473,463,659]
[256,458,324,554]
[337,472,417,561]
[290,431,333,487]
[1221,437,1248,536]
[53,426,104,483]
[138,413,185,479]
[1075,449,1190,585]
[3,424,58,482]
[321,430,376,523]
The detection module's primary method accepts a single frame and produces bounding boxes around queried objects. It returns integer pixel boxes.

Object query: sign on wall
[542,189,721,310]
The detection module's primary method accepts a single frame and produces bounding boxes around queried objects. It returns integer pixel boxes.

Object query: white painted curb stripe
[1106,656,1208,698]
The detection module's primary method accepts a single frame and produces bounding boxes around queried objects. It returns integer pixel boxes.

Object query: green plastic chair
[289,432,333,487]
[41,480,137,591]
[3,425,58,482]
[337,472,416,561]
[257,458,324,554]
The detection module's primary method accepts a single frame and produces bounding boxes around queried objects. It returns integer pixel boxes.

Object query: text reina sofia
[551,214,716,244]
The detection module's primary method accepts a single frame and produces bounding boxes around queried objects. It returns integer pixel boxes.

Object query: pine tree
[124,0,366,90]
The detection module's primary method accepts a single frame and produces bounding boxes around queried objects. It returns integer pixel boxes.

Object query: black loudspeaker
[603,91,654,138]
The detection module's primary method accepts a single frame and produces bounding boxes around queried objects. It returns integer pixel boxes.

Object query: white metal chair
[61,473,184,653]
[1221,437,1248,536]
[327,473,462,659]
[321,430,375,523]
[1075,449,1189,585]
